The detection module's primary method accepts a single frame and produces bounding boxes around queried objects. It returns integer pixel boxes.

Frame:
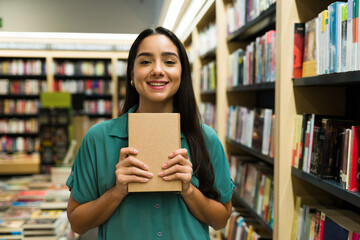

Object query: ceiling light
[162,0,184,30]
[175,0,206,40]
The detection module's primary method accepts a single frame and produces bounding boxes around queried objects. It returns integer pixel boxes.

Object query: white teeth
[149,82,167,86]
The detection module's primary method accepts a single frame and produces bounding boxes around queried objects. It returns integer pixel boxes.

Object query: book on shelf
[293,23,305,78]
[227,105,274,157]
[320,209,360,240]
[341,4,349,73]
[0,58,45,75]
[291,196,334,240]
[318,10,330,75]
[227,29,276,87]
[292,114,360,191]
[329,2,345,73]
[293,1,360,77]
[302,18,317,77]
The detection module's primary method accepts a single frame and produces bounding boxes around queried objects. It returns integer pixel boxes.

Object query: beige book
[128,113,182,192]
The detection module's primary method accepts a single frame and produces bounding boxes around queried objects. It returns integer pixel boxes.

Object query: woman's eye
[140,60,151,65]
[165,60,176,65]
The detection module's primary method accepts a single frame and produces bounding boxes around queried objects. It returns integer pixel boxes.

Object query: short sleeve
[66,126,100,204]
[202,124,235,204]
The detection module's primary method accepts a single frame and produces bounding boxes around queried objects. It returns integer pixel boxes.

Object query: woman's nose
[151,61,165,76]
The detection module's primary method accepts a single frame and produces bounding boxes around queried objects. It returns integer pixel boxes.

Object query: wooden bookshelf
[226,137,274,165]
[0,45,128,174]
[291,167,360,209]
[233,187,273,234]
[185,0,276,238]
[227,82,275,92]
[227,3,276,42]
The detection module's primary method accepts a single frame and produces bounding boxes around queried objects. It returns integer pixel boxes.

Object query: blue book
[328,2,346,73]
[323,215,349,240]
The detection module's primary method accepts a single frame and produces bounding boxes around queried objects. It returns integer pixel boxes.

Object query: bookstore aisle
[2,0,360,240]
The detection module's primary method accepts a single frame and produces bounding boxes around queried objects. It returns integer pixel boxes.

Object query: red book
[349,126,360,192]
[318,211,326,240]
[17,190,47,201]
[293,23,305,78]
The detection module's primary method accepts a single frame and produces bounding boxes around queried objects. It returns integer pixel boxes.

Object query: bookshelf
[184,0,277,238]
[276,0,360,239]
[233,186,273,234]
[0,48,128,174]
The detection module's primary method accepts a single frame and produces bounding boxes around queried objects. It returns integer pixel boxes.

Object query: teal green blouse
[66,105,234,240]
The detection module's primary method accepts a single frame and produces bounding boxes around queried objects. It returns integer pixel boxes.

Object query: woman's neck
[136,100,173,113]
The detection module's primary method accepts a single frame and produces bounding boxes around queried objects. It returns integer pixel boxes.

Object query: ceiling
[0,0,190,34]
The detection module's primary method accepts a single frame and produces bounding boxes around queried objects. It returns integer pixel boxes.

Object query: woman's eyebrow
[136,51,179,58]
[161,52,179,58]
[136,52,153,58]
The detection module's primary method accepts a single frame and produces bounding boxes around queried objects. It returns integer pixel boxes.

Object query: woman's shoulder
[200,123,219,142]
[85,117,124,139]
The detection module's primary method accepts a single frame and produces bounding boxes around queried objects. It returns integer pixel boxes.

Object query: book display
[0,175,77,240]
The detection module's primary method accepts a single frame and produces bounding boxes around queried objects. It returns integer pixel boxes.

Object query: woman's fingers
[160,149,192,182]
[116,148,152,185]
[119,147,138,161]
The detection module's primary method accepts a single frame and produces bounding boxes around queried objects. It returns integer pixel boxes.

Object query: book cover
[317,118,341,179]
[347,0,353,72]
[349,125,360,191]
[128,113,182,192]
[302,18,317,77]
[328,2,345,73]
[322,209,360,240]
[341,128,351,187]
[340,3,348,72]
[252,108,264,153]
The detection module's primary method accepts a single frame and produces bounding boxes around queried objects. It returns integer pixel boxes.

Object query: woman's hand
[114,147,153,197]
[159,148,193,195]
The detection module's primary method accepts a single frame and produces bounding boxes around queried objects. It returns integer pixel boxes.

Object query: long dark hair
[121,27,219,200]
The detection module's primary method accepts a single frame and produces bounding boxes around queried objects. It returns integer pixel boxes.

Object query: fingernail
[163,176,168,180]
[143,178,149,182]
[148,172,153,177]
[144,164,148,170]
[162,163,167,168]
[159,172,164,176]
[169,153,174,157]
[133,148,138,153]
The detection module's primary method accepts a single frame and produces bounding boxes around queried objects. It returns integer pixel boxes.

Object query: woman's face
[132,34,182,106]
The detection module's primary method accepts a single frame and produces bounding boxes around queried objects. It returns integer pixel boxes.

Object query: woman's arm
[67,147,152,234]
[181,184,232,230]
[67,186,126,234]
[160,149,232,230]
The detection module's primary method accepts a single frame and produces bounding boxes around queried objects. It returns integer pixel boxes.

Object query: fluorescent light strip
[162,0,184,30]
[0,32,138,41]
[175,0,206,40]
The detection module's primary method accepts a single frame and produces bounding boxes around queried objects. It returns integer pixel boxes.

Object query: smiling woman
[66,26,234,240]
[132,34,182,113]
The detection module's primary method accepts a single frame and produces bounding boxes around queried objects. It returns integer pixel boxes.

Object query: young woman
[66,27,234,240]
